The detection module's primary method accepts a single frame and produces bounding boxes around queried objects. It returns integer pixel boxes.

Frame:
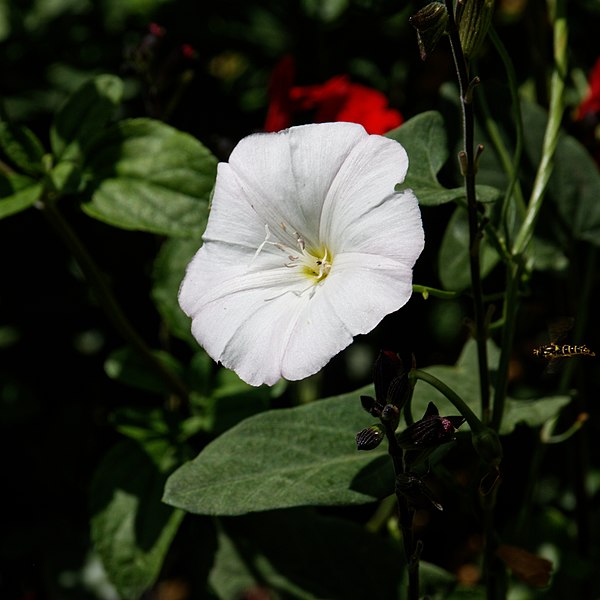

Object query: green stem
[512,0,567,257]
[39,194,191,404]
[412,284,461,300]
[444,0,491,426]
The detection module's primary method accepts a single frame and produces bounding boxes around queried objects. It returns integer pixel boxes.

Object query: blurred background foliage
[1,0,600,598]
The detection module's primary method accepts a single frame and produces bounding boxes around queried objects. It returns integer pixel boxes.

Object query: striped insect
[533,318,595,371]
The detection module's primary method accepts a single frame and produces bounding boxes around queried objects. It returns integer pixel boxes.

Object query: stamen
[251,224,272,264]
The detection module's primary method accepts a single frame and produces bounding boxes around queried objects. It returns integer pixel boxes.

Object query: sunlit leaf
[82,118,216,236]
[163,389,391,515]
[387,111,501,206]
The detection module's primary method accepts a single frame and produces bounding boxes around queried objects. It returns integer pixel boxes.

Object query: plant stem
[39,193,191,405]
[412,284,461,300]
[382,418,419,600]
[444,0,491,426]
[512,0,567,257]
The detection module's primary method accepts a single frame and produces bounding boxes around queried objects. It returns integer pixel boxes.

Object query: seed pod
[410,2,449,61]
[456,0,495,60]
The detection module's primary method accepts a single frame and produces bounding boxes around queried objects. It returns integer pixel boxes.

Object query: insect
[533,318,595,371]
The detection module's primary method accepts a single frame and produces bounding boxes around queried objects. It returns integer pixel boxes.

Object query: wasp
[533,318,595,370]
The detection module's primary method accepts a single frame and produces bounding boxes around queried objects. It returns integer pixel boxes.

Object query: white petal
[186,268,315,386]
[320,135,413,255]
[280,252,415,379]
[226,122,368,248]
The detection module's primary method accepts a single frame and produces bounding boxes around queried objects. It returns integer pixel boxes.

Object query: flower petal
[279,252,414,376]
[226,122,368,248]
[320,135,416,256]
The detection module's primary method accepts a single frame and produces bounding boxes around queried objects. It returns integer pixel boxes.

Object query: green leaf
[82,118,216,236]
[438,205,500,291]
[0,121,45,175]
[151,236,200,345]
[387,111,452,206]
[90,440,185,600]
[104,346,185,395]
[0,173,43,219]
[387,111,501,206]
[410,338,571,435]
[210,509,404,599]
[50,74,123,160]
[163,389,392,515]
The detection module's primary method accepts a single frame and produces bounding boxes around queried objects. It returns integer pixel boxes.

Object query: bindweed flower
[179,122,424,386]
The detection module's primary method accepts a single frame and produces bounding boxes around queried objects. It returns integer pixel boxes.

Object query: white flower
[179,122,424,386]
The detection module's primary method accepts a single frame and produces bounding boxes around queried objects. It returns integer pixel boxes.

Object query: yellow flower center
[251,224,333,286]
[299,245,332,282]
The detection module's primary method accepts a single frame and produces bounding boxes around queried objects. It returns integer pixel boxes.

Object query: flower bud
[356,424,385,451]
[360,394,381,417]
[396,402,465,449]
[472,426,503,466]
[410,2,449,61]
[456,0,495,60]
[373,350,413,412]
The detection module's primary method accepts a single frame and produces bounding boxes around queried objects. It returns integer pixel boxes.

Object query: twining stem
[444,0,491,425]
[39,193,191,405]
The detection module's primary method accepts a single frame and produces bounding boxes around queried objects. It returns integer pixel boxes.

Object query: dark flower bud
[456,0,495,60]
[360,394,382,417]
[396,402,465,449]
[472,426,503,466]
[396,472,443,511]
[373,350,413,412]
[356,424,385,451]
[410,2,449,61]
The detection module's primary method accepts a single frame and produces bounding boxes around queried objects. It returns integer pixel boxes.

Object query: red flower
[575,58,600,167]
[265,56,403,135]
[577,57,600,120]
